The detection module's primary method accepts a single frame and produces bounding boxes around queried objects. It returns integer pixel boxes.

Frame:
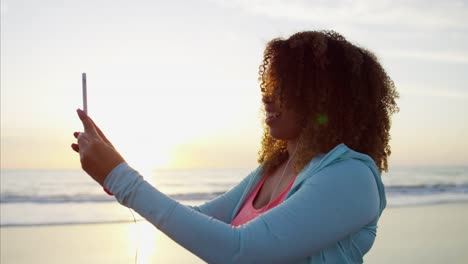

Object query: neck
[282,135,302,175]
[287,136,301,157]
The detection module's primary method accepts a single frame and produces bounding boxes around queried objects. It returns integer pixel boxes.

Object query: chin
[268,128,295,140]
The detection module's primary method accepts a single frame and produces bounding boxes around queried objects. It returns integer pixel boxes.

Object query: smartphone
[82,73,87,114]
[81,73,112,195]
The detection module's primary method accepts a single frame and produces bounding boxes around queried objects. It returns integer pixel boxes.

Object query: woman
[72,30,399,263]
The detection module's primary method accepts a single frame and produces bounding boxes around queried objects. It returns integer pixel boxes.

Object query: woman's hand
[71,109,125,186]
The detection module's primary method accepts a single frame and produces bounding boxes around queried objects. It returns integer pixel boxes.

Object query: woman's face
[263,96,303,140]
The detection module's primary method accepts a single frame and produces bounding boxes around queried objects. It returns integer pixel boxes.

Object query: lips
[266,111,281,125]
[264,101,280,125]
[266,112,280,118]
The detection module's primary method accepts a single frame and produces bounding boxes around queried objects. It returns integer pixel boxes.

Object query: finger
[77,132,90,145]
[76,133,90,156]
[77,109,98,136]
[73,132,80,139]
[71,143,79,153]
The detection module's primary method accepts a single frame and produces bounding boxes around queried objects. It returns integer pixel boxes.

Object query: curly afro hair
[257,30,399,174]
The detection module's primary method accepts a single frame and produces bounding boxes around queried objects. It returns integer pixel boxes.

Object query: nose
[262,96,273,104]
[263,97,276,112]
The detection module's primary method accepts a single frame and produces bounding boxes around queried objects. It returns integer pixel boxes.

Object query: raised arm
[104,159,380,264]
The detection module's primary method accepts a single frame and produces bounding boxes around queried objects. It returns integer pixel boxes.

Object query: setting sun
[1,1,468,264]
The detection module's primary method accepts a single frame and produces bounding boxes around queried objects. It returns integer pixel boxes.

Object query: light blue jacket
[104,143,386,263]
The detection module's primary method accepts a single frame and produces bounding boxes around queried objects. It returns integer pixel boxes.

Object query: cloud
[399,84,468,99]
[383,49,468,64]
[207,0,468,65]
[207,0,468,31]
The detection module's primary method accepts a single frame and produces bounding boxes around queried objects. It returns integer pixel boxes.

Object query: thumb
[77,109,99,136]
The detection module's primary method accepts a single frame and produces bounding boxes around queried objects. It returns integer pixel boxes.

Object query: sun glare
[127,221,158,264]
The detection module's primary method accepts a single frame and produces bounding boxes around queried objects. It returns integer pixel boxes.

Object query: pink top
[231,175,295,227]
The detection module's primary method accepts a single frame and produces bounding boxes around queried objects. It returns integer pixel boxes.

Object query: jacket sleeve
[103,160,380,264]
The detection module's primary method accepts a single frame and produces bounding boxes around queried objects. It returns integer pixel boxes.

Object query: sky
[1,0,467,170]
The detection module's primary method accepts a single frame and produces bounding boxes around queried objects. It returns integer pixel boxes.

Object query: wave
[385,183,468,194]
[2,188,468,227]
[0,191,226,204]
[1,184,467,204]
[0,219,143,228]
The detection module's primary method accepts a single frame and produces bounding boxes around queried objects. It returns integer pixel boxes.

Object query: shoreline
[3,200,468,229]
[2,202,468,263]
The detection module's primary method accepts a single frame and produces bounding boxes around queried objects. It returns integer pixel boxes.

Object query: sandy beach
[2,202,468,264]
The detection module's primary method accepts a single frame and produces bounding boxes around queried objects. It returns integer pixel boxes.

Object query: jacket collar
[230,143,357,221]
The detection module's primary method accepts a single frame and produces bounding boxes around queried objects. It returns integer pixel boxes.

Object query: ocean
[1,166,468,227]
